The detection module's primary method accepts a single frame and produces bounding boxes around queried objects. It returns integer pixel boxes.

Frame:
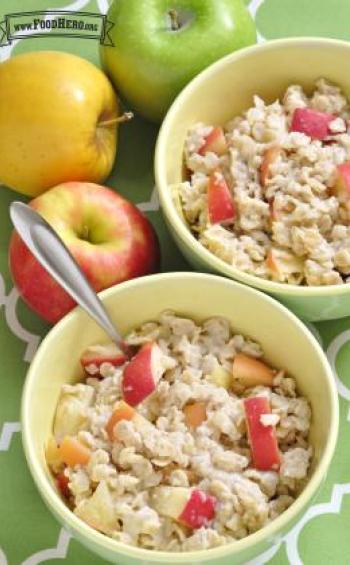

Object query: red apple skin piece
[244,396,280,471]
[208,172,236,225]
[232,353,274,388]
[199,127,227,156]
[9,182,160,324]
[178,489,216,529]
[332,161,350,198]
[260,146,281,188]
[290,108,335,140]
[56,471,70,499]
[122,342,160,406]
[81,343,127,377]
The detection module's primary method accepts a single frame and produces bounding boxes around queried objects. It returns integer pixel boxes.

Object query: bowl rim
[22,272,339,562]
[155,36,350,297]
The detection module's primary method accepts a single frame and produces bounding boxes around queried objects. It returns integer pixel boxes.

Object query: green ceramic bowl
[155,38,350,322]
[22,273,338,564]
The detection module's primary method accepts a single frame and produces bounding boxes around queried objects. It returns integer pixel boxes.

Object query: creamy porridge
[47,312,312,552]
[180,79,350,286]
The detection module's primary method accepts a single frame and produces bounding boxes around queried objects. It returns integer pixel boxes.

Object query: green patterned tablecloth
[1,1,350,564]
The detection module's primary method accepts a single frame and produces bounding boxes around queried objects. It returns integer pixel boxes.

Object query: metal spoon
[9,201,131,357]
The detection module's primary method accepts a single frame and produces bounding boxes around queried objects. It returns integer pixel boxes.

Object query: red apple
[290,108,335,140]
[199,127,227,156]
[81,343,127,377]
[332,161,350,199]
[260,146,281,188]
[122,342,163,406]
[244,396,280,471]
[9,182,160,324]
[208,172,236,225]
[232,353,275,388]
[151,487,216,529]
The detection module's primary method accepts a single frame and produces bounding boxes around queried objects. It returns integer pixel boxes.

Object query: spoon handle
[10,202,129,354]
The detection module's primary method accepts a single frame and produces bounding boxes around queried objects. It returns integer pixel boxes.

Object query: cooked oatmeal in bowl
[47,311,312,552]
[180,79,350,288]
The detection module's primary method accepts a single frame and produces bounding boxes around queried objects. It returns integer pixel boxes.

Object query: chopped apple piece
[53,386,94,442]
[260,146,281,187]
[199,126,227,156]
[80,342,127,377]
[232,353,274,388]
[58,436,91,467]
[208,366,232,389]
[151,486,216,529]
[56,471,70,499]
[122,342,163,406]
[106,401,136,440]
[269,198,279,221]
[75,481,116,535]
[183,402,207,429]
[208,172,236,225]
[244,396,280,471]
[46,436,63,472]
[290,108,335,140]
[267,248,303,278]
[331,161,350,200]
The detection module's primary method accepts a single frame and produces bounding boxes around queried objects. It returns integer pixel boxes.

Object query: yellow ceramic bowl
[22,273,338,565]
[155,38,350,322]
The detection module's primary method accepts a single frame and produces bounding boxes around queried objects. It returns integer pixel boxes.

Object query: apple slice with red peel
[56,471,70,498]
[122,342,163,406]
[208,172,236,225]
[199,127,227,156]
[260,146,281,188]
[244,396,280,471]
[331,161,350,200]
[80,343,127,377]
[290,108,335,140]
[232,353,275,388]
[151,487,216,529]
[267,248,303,279]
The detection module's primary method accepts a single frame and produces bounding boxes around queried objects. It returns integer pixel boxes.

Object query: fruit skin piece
[0,51,119,196]
[56,471,70,499]
[106,401,136,440]
[208,172,236,225]
[81,343,127,377]
[260,146,281,188]
[179,489,216,529]
[290,108,334,140]
[9,182,160,324]
[244,396,280,471]
[58,436,91,467]
[232,353,274,388]
[122,342,163,406]
[183,402,207,428]
[100,0,256,122]
[332,161,350,199]
[199,127,227,156]
[151,486,216,529]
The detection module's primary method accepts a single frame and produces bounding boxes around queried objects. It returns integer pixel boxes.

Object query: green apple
[100,0,256,123]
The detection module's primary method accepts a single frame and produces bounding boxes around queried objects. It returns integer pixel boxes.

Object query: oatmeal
[47,312,312,552]
[180,79,350,286]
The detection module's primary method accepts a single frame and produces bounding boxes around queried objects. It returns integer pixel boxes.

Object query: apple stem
[169,9,180,31]
[99,111,134,128]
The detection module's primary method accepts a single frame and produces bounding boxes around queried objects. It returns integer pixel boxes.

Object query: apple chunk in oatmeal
[47,312,312,552]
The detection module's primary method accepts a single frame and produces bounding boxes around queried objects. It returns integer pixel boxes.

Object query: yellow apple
[0,51,120,197]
